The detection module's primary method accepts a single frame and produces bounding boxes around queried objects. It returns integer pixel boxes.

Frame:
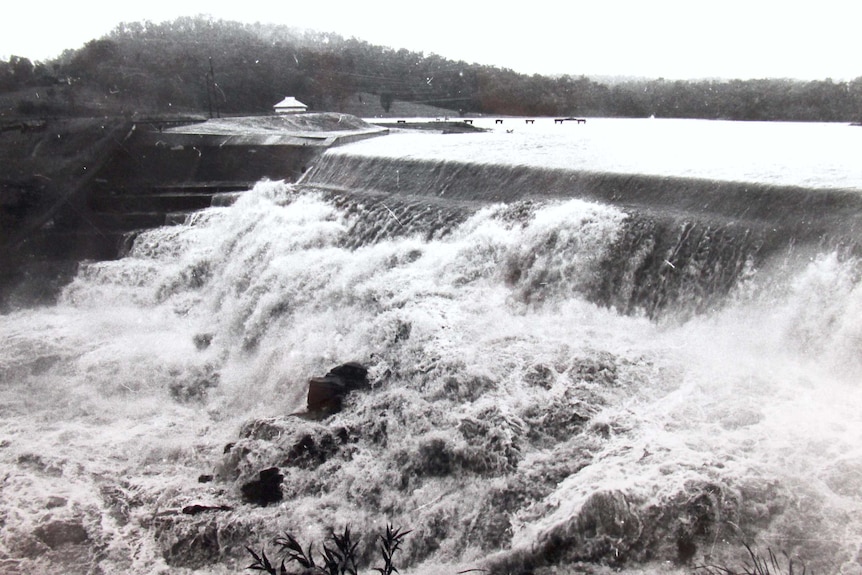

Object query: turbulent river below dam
[3,118,862,575]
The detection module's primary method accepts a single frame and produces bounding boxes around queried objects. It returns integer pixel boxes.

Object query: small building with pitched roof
[273,97,308,114]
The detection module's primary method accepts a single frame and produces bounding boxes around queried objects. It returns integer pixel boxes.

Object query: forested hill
[1,15,861,121]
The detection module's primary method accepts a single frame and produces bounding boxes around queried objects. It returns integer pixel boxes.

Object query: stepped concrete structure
[87,113,388,240]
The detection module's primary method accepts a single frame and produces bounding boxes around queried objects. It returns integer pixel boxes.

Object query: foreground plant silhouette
[246,524,410,575]
[372,524,410,575]
[694,544,809,575]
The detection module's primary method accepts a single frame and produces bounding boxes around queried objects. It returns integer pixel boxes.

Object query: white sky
[3,0,860,81]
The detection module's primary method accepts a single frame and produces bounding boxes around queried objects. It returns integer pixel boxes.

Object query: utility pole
[206,57,220,119]
[205,60,213,119]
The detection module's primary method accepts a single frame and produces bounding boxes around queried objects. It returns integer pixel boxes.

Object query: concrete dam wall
[87,113,389,236]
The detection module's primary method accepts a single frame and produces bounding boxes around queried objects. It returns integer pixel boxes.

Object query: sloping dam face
[302,152,862,318]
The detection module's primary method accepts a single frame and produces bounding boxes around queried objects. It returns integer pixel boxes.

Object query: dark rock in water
[239,417,291,441]
[217,419,354,486]
[33,519,89,548]
[438,372,495,402]
[569,353,619,386]
[521,395,595,445]
[524,363,556,389]
[45,496,67,509]
[156,515,221,569]
[415,437,454,477]
[182,504,232,515]
[282,427,350,469]
[193,333,213,350]
[325,361,369,384]
[535,490,641,565]
[197,474,214,483]
[240,467,283,506]
[676,536,697,564]
[307,376,348,414]
[306,362,369,416]
[397,437,455,489]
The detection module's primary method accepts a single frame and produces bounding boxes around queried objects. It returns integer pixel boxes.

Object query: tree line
[1,15,860,122]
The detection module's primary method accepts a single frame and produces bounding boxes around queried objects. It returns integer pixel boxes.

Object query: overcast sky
[3,0,860,81]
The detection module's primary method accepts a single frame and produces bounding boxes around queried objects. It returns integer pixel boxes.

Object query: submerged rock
[193,333,213,350]
[33,519,89,549]
[156,515,221,569]
[281,427,349,469]
[168,364,220,403]
[240,467,283,506]
[545,490,643,564]
[182,504,232,515]
[219,418,340,480]
[45,496,67,509]
[523,363,556,389]
[480,476,769,573]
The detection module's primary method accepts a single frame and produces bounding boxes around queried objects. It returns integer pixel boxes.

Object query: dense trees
[1,15,860,122]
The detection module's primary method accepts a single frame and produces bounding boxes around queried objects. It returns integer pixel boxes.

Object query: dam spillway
[299,123,862,317]
[3,118,862,575]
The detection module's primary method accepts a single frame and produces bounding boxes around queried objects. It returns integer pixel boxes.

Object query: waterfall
[3,125,862,575]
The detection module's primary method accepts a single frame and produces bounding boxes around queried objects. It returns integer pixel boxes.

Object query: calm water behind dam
[349,116,862,189]
[1,118,862,574]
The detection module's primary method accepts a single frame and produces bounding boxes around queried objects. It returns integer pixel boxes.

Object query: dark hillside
[335,92,471,119]
[0,18,508,119]
[5,16,860,122]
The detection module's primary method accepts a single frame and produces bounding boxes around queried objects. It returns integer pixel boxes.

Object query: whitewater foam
[2,162,862,573]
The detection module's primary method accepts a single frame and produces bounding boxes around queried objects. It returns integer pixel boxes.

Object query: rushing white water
[2,121,862,575]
